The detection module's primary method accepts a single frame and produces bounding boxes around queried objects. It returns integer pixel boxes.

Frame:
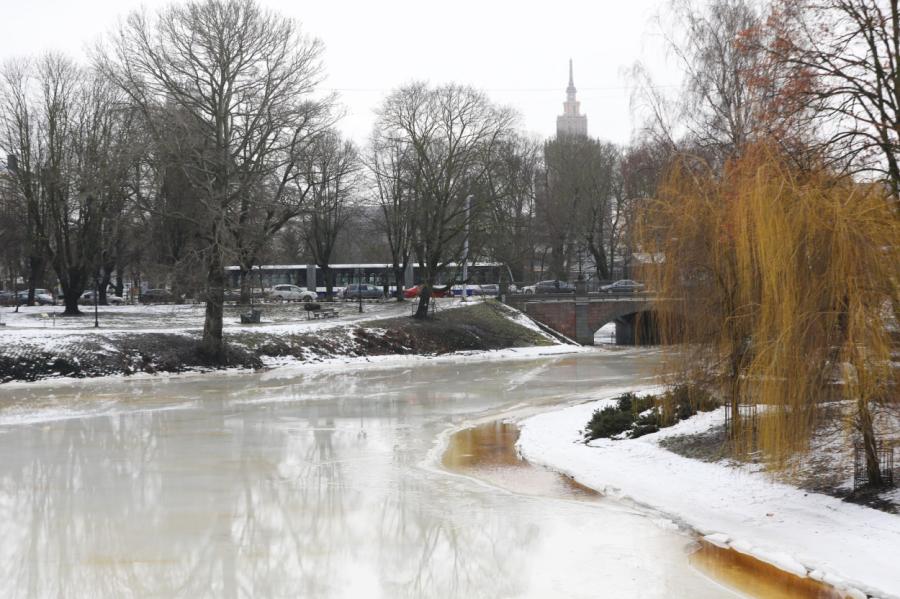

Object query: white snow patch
[517,391,900,599]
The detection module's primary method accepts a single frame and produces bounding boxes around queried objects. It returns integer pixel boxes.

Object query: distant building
[556,59,588,137]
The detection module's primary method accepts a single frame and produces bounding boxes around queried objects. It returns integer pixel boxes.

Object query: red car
[403,284,450,299]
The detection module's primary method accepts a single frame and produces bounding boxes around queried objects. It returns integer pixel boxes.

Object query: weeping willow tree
[639,144,899,484]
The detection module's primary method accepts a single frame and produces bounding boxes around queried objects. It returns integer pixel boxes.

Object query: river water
[0,350,740,598]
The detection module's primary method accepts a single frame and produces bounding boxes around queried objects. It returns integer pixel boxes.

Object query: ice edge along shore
[516,391,900,599]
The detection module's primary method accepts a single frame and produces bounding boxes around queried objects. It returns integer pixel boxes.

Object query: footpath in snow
[517,393,900,599]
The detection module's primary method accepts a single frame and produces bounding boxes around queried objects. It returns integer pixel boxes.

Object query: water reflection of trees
[0,361,578,597]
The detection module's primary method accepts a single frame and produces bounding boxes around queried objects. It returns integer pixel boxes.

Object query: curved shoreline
[435,414,848,597]
[515,391,896,599]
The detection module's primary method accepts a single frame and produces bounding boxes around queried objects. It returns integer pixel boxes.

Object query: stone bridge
[505,293,661,345]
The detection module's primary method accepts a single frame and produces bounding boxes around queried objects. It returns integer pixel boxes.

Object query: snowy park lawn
[0,299,566,383]
[517,393,900,599]
[0,296,429,336]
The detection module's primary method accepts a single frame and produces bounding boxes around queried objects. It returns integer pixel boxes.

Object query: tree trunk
[200,250,226,363]
[26,254,44,307]
[59,267,85,316]
[323,266,334,300]
[550,242,566,280]
[414,282,432,319]
[858,398,883,487]
[115,266,124,298]
[392,265,406,301]
[99,270,112,305]
[238,268,252,306]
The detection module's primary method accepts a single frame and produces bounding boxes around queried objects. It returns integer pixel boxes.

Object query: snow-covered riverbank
[517,393,900,599]
[0,299,568,383]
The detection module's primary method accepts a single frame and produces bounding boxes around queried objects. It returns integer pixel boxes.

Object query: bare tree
[98,0,331,360]
[369,133,415,300]
[374,83,516,318]
[766,0,900,205]
[299,131,360,300]
[0,55,138,315]
[480,134,540,283]
[540,136,620,281]
[0,58,50,307]
[665,0,768,159]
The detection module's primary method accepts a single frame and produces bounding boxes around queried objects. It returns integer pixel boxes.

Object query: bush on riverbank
[0,333,262,383]
[584,386,716,442]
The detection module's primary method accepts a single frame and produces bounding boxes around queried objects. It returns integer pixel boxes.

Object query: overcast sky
[0,0,680,146]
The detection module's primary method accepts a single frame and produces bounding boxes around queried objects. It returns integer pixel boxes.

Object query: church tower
[556,59,588,137]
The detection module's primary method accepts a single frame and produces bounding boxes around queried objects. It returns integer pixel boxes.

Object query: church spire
[567,58,576,101]
[557,59,587,137]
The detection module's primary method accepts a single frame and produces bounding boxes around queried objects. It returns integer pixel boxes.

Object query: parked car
[526,280,575,294]
[600,279,645,293]
[79,290,125,305]
[267,284,317,302]
[402,284,451,299]
[479,284,500,296]
[343,283,385,300]
[140,288,176,304]
[16,289,56,305]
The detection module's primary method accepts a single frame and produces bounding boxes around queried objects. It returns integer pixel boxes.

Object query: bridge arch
[506,295,664,346]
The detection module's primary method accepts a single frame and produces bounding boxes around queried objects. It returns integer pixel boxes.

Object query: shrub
[585,406,634,440]
[584,387,716,442]
[659,385,717,426]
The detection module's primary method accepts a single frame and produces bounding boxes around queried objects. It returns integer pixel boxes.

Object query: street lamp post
[94,273,100,328]
[461,194,472,302]
[356,268,363,313]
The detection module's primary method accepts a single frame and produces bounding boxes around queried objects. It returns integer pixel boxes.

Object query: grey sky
[0,0,678,146]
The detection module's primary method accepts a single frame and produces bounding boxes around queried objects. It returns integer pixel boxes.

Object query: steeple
[567,58,576,101]
[557,59,588,137]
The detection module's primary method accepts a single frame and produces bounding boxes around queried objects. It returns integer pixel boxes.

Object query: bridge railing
[506,291,656,302]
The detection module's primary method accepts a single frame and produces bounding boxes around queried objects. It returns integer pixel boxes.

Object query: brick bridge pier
[505,294,660,345]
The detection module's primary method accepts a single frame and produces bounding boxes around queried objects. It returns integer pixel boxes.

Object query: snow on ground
[498,303,561,344]
[0,296,479,340]
[517,392,900,599]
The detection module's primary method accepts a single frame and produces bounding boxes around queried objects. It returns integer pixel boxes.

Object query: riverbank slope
[0,300,558,383]
[517,393,900,599]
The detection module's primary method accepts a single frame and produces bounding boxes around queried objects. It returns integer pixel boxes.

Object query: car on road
[140,288,176,304]
[16,289,56,305]
[267,284,317,302]
[600,279,645,293]
[524,280,576,294]
[402,284,451,299]
[79,291,125,305]
[342,283,385,300]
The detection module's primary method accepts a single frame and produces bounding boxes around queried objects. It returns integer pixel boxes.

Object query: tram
[225,262,508,291]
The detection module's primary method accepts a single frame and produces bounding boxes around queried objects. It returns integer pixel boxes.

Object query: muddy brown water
[442,421,600,499]
[444,420,853,599]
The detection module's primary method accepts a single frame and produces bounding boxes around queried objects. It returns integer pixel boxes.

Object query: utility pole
[356,268,363,313]
[94,274,100,328]
[461,194,472,302]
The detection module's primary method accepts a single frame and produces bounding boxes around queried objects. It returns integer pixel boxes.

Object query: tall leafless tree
[369,133,416,300]
[375,83,516,318]
[480,134,541,283]
[0,54,139,315]
[299,131,361,300]
[766,0,900,206]
[97,0,332,360]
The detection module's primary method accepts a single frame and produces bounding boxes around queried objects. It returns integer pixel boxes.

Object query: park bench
[305,302,338,320]
[240,309,262,324]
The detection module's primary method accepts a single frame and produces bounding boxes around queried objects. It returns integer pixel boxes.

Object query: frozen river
[0,350,737,598]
